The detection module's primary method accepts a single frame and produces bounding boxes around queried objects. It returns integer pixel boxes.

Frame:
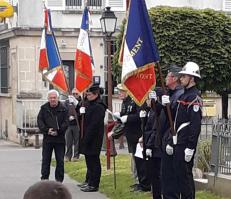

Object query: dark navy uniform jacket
[144,103,163,158]
[174,86,202,149]
[161,86,184,147]
[120,96,142,153]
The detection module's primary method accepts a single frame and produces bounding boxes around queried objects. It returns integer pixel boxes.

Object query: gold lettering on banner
[135,73,153,80]
[130,37,143,56]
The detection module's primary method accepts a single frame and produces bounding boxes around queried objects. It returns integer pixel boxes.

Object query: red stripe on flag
[39,49,48,71]
[75,50,92,92]
[52,69,68,92]
[124,65,156,105]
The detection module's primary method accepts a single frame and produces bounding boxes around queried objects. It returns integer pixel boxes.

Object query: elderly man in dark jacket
[37,89,68,183]
[78,84,106,192]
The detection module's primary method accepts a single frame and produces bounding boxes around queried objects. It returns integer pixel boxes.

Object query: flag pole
[156,62,176,136]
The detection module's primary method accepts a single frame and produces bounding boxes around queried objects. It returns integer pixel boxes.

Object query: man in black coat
[143,89,163,199]
[37,89,68,182]
[160,65,184,199]
[79,84,106,192]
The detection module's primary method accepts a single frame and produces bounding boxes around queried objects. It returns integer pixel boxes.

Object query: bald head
[23,180,72,199]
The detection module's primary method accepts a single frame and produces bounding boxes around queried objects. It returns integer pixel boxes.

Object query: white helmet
[179,62,201,78]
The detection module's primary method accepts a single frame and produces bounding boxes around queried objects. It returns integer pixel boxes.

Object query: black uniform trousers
[129,142,150,190]
[162,145,195,199]
[85,155,101,188]
[147,157,161,199]
[41,142,65,182]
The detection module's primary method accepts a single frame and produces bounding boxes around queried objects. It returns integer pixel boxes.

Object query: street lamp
[100,7,117,174]
[100,7,117,112]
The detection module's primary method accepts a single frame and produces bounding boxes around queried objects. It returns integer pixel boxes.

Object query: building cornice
[0,26,105,40]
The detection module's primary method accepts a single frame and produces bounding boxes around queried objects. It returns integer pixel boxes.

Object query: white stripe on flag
[40,29,46,49]
[77,29,90,56]
[46,70,57,81]
[121,41,137,79]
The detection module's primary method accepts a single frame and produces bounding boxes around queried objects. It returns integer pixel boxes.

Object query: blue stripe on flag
[46,32,61,69]
[126,0,159,67]
[81,7,89,30]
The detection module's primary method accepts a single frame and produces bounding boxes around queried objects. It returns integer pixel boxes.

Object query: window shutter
[47,0,64,10]
[107,0,125,11]
[223,0,231,11]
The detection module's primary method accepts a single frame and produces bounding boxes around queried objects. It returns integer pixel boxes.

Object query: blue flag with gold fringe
[120,0,160,106]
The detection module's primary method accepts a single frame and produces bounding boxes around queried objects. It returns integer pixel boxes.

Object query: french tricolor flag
[38,8,68,93]
[75,7,94,93]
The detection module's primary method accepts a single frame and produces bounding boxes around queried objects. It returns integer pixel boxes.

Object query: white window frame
[223,0,231,11]
[45,0,65,10]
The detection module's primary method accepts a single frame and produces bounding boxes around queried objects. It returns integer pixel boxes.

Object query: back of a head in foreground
[23,180,72,199]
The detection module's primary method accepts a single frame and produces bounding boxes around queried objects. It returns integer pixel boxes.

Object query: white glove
[113,112,121,120]
[166,144,173,155]
[138,136,143,143]
[68,95,78,106]
[146,149,152,157]
[139,110,147,118]
[184,148,195,162]
[120,115,128,123]
[162,95,170,106]
[69,116,75,121]
[149,91,157,101]
[79,107,86,114]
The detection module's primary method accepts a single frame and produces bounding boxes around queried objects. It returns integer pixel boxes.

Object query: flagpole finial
[42,0,47,8]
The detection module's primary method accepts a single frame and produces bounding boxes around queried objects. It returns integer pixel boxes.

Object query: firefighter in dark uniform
[79,84,107,192]
[37,89,68,183]
[174,62,202,199]
[162,62,202,199]
[113,84,151,192]
[160,65,184,199]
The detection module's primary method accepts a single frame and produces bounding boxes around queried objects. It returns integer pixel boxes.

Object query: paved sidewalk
[0,140,108,199]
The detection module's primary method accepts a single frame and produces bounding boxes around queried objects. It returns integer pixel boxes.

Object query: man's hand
[107,131,114,140]
[146,149,152,158]
[48,128,57,136]
[166,144,173,155]
[68,95,78,106]
[139,110,147,118]
[113,112,121,120]
[184,148,194,162]
[149,91,157,101]
[79,107,86,114]
[69,116,75,121]
[120,115,128,124]
[161,95,170,106]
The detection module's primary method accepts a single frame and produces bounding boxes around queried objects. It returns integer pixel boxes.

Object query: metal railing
[65,0,103,10]
[211,119,231,175]
[16,99,46,134]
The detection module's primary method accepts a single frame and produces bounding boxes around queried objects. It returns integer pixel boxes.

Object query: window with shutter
[0,42,9,94]
[223,0,231,11]
[106,0,125,11]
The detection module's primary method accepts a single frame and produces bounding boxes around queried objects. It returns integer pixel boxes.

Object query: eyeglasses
[72,93,79,95]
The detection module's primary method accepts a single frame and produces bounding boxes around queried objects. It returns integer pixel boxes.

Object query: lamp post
[100,7,117,184]
[100,6,117,112]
